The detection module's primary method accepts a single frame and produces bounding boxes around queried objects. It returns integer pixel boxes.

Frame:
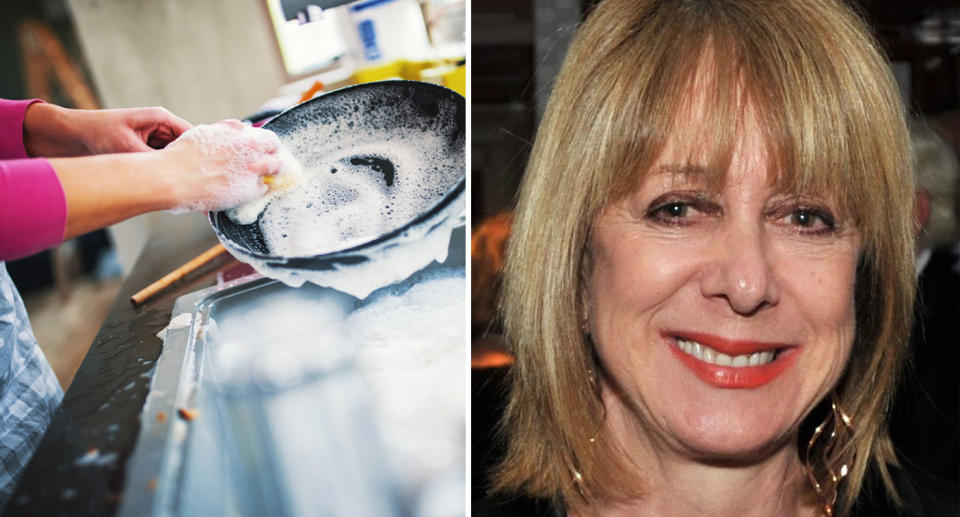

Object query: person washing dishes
[487,0,957,515]
[0,98,284,508]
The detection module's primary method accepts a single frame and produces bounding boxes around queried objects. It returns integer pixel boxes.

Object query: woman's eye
[645,200,697,226]
[785,207,835,234]
[660,202,688,218]
[791,209,814,226]
[642,193,718,226]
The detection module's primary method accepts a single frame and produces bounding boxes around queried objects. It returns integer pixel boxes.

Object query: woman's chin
[608,387,802,466]
[665,410,796,464]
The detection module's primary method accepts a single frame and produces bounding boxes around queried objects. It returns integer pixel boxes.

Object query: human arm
[50,119,282,240]
[22,102,192,156]
[0,117,282,260]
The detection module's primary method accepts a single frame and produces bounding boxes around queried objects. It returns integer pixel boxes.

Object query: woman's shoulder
[851,465,958,516]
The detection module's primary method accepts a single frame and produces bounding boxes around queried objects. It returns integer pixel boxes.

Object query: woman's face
[586,110,861,461]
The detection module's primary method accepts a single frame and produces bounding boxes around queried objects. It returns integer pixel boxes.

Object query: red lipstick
[664,332,798,389]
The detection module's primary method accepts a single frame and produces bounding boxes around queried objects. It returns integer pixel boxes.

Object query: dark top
[474,466,958,516]
[889,245,959,484]
[851,465,958,516]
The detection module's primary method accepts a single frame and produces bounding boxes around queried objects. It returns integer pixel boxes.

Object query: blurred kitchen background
[0,0,464,391]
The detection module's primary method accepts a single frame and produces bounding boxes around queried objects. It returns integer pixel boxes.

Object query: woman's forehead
[638,162,825,202]
[597,40,863,213]
[641,97,794,193]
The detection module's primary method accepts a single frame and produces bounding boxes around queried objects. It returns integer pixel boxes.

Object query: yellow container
[443,64,465,96]
[352,60,405,83]
[352,59,465,96]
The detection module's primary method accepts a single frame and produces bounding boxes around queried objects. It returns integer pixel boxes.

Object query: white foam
[226,146,304,225]
[256,128,460,257]
[168,313,193,330]
[167,122,282,213]
[345,272,465,498]
[74,449,118,467]
[220,86,464,298]
[207,286,355,388]
[156,312,193,340]
[206,267,465,505]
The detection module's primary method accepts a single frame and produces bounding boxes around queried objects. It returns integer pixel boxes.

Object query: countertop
[5,214,237,517]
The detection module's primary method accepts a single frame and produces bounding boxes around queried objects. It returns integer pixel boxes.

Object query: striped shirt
[0,263,62,508]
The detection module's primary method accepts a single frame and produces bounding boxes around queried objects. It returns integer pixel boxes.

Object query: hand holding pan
[209,80,465,299]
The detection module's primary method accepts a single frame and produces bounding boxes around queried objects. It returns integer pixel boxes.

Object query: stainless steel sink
[120,228,465,517]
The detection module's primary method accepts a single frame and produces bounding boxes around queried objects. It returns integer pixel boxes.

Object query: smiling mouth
[665,333,797,389]
[674,337,779,367]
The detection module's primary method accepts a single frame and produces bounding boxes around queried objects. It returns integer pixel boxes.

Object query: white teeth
[715,353,733,366]
[675,338,776,367]
[702,347,715,363]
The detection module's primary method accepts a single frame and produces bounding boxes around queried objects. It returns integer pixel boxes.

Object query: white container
[346,0,432,64]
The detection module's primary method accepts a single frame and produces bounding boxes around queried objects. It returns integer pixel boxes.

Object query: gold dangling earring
[805,393,855,516]
[573,316,599,501]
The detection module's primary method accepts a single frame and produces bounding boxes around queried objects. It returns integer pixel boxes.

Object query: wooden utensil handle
[130,244,228,306]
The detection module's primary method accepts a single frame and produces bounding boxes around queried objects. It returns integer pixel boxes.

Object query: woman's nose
[699,224,780,315]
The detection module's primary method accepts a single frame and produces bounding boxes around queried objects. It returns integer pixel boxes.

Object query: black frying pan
[208,80,465,282]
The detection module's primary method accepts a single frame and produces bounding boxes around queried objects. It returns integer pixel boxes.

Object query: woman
[0,98,283,507]
[493,0,949,515]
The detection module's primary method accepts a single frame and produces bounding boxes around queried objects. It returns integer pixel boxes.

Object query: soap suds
[156,313,193,341]
[169,313,193,330]
[347,272,465,497]
[217,84,464,298]
[229,88,462,257]
[203,267,464,507]
[167,121,282,213]
[227,147,304,225]
[75,448,118,467]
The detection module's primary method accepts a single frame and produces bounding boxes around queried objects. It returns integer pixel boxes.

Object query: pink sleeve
[0,99,41,159]
[0,159,66,260]
[0,100,67,260]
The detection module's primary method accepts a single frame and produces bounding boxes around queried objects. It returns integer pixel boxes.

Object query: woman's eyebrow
[655,164,711,177]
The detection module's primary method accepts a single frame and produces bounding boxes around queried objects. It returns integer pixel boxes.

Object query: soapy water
[226,147,304,225]
[202,266,465,509]
[167,121,283,213]
[227,88,462,257]
[347,271,465,499]
[155,312,193,340]
[214,83,465,298]
[75,448,118,467]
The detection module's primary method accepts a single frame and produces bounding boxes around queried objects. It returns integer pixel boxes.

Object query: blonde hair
[496,0,915,513]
